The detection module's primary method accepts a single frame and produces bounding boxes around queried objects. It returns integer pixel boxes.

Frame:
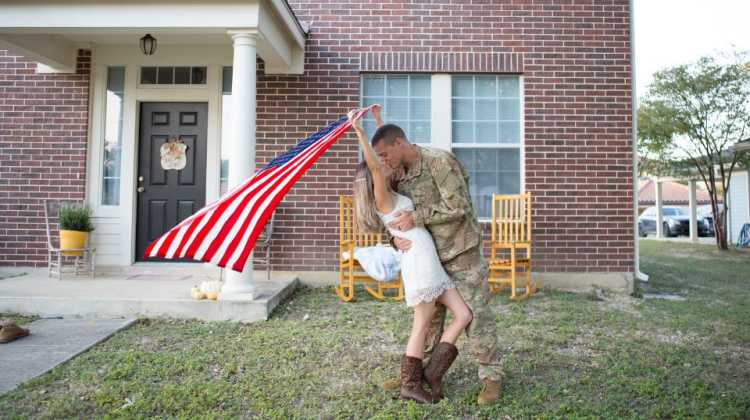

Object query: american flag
[145,107,371,272]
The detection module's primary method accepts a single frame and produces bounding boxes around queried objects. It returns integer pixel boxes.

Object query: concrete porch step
[96,262,224,278]
[0,269,299,323]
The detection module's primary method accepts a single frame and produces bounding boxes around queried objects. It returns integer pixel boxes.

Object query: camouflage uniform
[395,146,504,381]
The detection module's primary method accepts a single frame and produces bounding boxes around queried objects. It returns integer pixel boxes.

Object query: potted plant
[58,203,94,256]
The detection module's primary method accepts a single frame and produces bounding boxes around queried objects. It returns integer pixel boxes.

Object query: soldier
[372,122,504,406]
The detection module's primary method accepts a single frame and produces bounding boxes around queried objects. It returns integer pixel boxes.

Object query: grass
[0,240,748,418]
[0,314,38,326]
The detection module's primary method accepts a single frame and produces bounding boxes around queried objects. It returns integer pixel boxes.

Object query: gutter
[277,0,309,37]
[631,0,649,282]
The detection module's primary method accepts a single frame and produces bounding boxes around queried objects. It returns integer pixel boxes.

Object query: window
[220,67,232,195]
[358,73,522,219]
[451,75,521,218]
[140,66,207,85]
[360,74,431,145]
[102,67,125,205]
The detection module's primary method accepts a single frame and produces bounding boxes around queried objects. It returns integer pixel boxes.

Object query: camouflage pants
[425,246,504,381]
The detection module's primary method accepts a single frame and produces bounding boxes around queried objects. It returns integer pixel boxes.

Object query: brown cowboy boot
[399,355,433,404]
[0,322,30,344]
[423,342,458,402]
[382,356,428,390]
[477,377,502,406]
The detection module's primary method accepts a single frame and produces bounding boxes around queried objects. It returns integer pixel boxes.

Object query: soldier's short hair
[371,124,408,147]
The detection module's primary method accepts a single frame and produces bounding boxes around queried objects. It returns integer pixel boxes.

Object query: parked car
[696,204,724,237]
[638,220,647,238]
[637,206,714,237]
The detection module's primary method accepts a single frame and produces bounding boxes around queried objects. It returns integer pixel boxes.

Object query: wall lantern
[140,34,157,56]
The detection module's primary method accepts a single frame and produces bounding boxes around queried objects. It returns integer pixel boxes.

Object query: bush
[58,203,94,232]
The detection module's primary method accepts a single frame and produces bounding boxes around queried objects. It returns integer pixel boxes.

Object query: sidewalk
[0,317,136,394]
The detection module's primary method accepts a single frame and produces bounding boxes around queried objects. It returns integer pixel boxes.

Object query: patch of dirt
[594,291,643,316]
[633,328,703,345]
[713,344,749,362]
[670,247,750,262]
[670,251,717,260]
[552,332,601,360]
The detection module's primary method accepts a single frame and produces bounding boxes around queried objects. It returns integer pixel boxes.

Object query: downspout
[631,0,649,282]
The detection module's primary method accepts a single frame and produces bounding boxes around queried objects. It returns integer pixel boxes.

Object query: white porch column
[221,31,258,298]
[689,179,698,242]
[655,178,664,238]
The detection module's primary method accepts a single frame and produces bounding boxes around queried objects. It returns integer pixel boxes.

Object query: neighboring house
[0,1,636,292]
[637,178,716,214]
[727,169,750,244]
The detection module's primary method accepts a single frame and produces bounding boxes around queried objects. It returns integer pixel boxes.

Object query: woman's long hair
[353,161,386,233]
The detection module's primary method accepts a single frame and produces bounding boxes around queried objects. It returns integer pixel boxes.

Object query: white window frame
[360,73,525,222]
[136,65,210,89]
[359,74,432,146]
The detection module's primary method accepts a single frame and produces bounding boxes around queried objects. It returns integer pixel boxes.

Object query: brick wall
[0,50,91,266]
[260,0,634,273]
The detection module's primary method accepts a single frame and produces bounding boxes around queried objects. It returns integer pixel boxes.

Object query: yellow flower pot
[60,230,88,257]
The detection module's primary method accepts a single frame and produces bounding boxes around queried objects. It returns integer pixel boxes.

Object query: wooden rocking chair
[337,196,404,302]
[487,193,537,300]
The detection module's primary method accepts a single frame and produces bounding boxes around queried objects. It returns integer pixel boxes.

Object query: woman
[349,106,473,404]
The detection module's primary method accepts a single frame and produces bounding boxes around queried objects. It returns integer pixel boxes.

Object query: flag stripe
[173,167,279,258]
[144,108,369,272]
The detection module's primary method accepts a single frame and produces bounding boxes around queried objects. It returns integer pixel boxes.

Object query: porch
[0,0,308,301]
[0,266,299,322]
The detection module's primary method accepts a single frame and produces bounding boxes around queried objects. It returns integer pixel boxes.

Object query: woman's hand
[347,109,364,132]
[392,236,412,251]
[387,211,415,232]
[372,103,383,127]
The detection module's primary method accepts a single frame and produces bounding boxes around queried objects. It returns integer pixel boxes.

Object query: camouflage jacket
[395,146,480,262]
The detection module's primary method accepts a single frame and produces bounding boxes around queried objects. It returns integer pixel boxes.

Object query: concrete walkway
[0,317,135,394]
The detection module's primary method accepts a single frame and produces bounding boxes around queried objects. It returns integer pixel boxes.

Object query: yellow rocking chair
[337,196,404,302]
[487,193,537,300]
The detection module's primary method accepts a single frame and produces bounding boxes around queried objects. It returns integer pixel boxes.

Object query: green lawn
[1,241,748,419]
[0,314,37,327]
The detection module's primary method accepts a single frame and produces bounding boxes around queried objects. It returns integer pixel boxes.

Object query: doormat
[125,274,193,281]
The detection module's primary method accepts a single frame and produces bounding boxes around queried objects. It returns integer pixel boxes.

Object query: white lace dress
[379,192,455,307]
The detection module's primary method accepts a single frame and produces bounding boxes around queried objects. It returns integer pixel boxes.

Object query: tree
[638,53,750,249]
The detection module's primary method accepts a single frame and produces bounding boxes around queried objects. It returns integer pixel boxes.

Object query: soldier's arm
[412,154,472,227]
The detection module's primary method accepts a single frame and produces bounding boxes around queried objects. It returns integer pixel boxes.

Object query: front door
[136,102,207,262]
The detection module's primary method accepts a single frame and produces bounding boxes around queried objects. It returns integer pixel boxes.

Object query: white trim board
[87,45,231,266]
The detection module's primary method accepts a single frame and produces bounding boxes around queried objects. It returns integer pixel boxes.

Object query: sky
[634,0,750,99]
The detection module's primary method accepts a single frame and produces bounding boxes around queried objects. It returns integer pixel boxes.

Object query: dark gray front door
[136,102,207,262]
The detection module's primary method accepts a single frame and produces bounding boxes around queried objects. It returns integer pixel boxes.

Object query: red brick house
[0,0,636,292]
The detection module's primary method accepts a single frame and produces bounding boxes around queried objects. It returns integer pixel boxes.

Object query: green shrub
[58,203,94,232]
